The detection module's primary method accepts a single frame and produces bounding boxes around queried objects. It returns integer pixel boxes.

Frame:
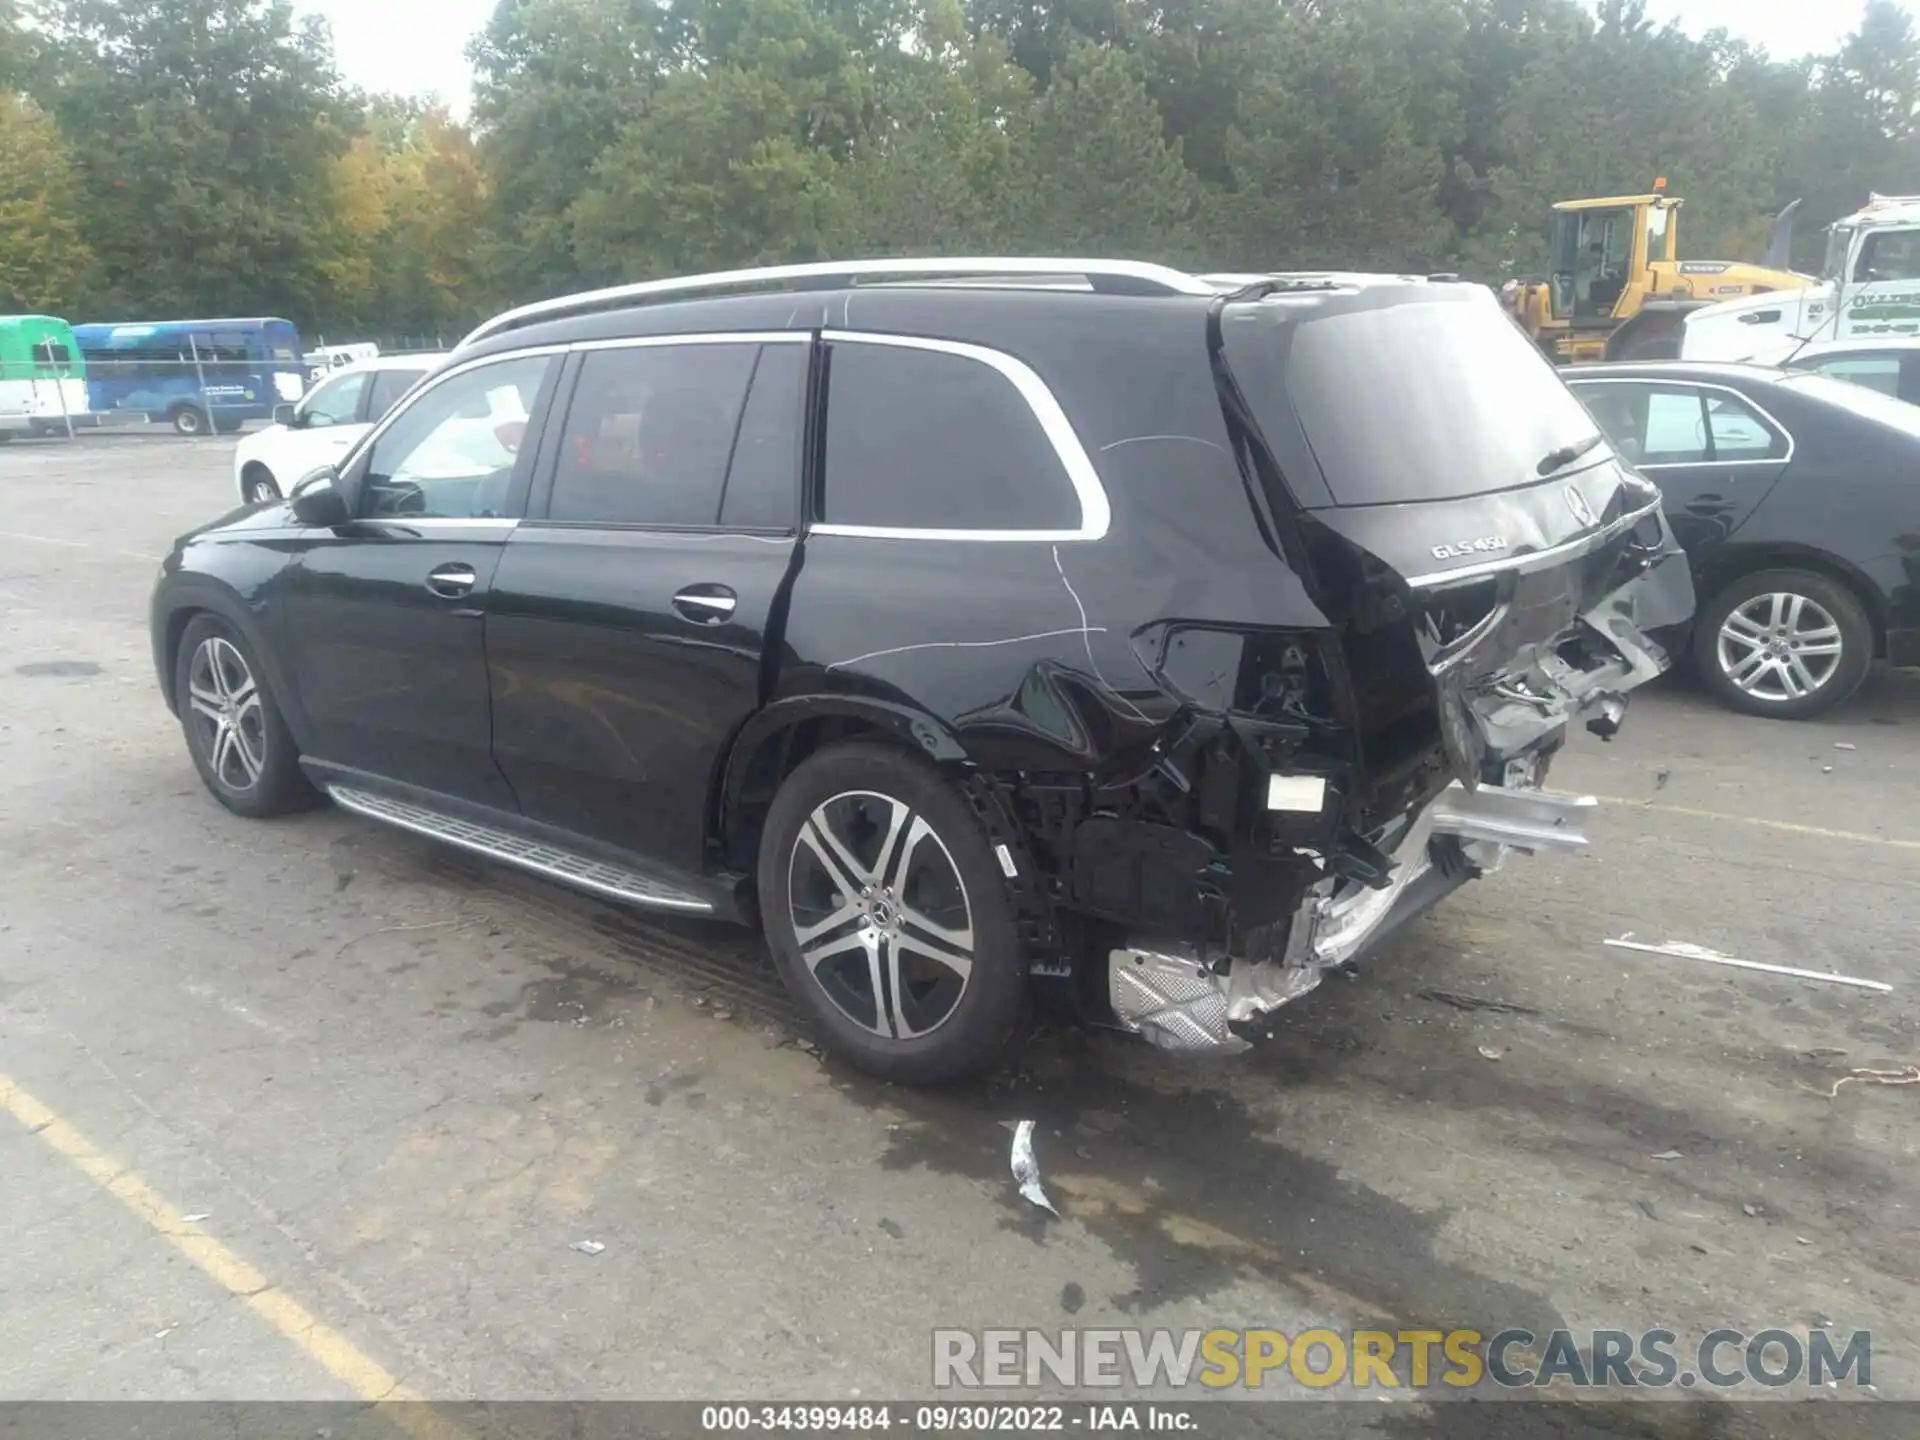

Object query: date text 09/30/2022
[700,1405,1196,1432]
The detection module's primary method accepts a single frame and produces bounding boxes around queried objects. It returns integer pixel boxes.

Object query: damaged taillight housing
[1131,622,1353,855]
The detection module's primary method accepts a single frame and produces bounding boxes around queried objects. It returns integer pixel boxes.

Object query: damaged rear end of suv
[1088,276,1695,1052]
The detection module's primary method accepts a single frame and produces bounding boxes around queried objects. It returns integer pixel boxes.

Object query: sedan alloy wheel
[1715,590,1843,704]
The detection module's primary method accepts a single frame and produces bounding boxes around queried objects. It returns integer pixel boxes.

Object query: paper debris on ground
[569,1239,606,1256]
[1603,935,1892,994]
[181,1213,210,1224]
[1476,1045,1503,1061]
[1650,1150,1683,1161]
[1834,742,1857,751]
[1803,1065,1920,1099]
[1010,1120,1059,1217]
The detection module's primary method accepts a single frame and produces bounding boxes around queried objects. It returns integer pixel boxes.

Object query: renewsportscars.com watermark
[933,1327,1873,1391]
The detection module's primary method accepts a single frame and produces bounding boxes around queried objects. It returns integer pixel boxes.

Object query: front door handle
[672,584,738,624]
[426,562,478,599]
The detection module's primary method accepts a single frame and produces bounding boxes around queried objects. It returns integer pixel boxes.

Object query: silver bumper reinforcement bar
[1107,782,1598,1053]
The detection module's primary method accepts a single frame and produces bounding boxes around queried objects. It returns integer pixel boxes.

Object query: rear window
[1222,290,1607,506]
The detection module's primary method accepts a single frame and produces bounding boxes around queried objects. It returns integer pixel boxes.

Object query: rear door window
[367,365,428,422]
[1571,382,1786,465]
[1704,394,1787,459]
[546,343,760,527]
[819,339,1081,533]
[719,345,807,530]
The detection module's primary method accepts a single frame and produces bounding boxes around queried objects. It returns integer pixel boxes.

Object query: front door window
[361,356,553,519]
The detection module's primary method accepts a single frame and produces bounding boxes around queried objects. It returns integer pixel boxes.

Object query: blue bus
[73,318,306,435]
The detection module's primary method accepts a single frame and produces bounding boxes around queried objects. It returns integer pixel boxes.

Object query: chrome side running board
[328,785,715,914]
[1426,783,1594,853]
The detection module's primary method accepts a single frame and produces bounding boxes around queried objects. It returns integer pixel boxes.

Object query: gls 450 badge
[1430,536,1508,560]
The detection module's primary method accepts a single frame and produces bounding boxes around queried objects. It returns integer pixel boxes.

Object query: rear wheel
[171,405,209,437]
[1693,569,1873,719]
[173,615,316,817]
[758,741,1029,1084]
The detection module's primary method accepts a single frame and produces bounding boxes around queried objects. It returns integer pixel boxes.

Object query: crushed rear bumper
[1106,512,1694,1055]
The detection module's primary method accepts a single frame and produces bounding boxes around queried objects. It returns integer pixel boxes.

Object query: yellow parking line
[0,1072,460,1437]
[1582,794,1920,852]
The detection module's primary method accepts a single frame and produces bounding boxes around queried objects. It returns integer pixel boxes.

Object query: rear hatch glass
[1221,286,1607,507]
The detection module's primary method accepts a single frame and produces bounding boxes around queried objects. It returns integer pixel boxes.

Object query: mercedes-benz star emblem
[1565,485,1597,528]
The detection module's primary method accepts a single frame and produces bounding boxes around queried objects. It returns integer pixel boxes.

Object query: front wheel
[757,741,1029,1084]
[171,405,209,437]
[173,615,317,816]
[241,465,281,504]
[1693,569,1873,719]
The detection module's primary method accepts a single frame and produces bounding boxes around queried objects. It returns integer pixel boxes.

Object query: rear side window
[549,343,758,527]
[367,366,427,421]
[821,340,1081,532]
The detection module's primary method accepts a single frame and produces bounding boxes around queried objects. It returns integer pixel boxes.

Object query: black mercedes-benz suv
[150,259,1694,1082]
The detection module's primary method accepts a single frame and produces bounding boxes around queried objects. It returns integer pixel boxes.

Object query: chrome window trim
[1566,376,1796,469]
[569,331,811,354]
[813,329,1110,543]
[1403,494,1665,590]
[356,517,521,533]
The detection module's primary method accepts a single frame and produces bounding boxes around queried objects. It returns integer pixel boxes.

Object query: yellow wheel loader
[1504,182,1812,363]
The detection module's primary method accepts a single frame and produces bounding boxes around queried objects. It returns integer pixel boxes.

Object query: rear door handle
[672,584,737,624]
[426,562,477,599]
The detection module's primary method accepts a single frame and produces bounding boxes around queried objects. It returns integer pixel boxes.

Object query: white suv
[232,354,446,504]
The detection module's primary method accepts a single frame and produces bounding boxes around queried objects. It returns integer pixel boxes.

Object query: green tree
[34,0,346,323]
[0,92,94,311]
[830,0,1033,254]
[469,0,682,299]
[1219,0,1462,272]
[999,42,1196,256]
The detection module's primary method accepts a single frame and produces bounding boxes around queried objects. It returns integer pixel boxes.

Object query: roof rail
[457,257,1216,349]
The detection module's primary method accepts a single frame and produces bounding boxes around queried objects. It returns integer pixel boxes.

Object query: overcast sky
[303,0,1910,115]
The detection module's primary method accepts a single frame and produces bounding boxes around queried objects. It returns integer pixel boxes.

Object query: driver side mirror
[289,467,349,527]
[273,403,299,428]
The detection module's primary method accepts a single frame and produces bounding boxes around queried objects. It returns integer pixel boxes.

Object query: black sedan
[1566,361,1920,718]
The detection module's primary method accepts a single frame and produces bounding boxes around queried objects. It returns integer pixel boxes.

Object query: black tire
[171,405,209,437]
[758,741,1030,1084]
[242,464,281,503]
[173,614,317,817]
[1692,569,1873,719]
[215,416,244,435]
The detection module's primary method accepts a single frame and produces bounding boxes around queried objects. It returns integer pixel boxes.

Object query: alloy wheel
[786,790,974,1040]
[249,477,279,503]
[1715,591,1844,703]
[186,636,267,790]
